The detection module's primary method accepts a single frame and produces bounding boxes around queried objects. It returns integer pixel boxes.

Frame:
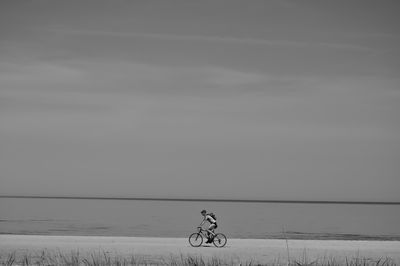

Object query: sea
[1,197,400,240]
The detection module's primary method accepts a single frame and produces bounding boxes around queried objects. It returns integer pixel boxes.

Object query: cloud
[36,27,376,53]
[0,60,279,97]
[0,62,83,85]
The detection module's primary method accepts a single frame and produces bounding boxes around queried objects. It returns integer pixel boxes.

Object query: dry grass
[0,250,398,266]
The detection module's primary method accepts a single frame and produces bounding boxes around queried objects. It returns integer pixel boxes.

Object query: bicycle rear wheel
[188,233,203,247]
[212,233,227,248]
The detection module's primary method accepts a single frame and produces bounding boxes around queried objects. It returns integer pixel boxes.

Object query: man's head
[201,210,207,216]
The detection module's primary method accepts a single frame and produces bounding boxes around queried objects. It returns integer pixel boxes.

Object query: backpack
[208,212,217,220]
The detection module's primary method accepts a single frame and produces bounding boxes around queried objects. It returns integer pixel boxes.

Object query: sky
[1,0,399,201]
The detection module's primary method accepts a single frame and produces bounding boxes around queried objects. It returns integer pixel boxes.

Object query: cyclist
[198,209,217,243]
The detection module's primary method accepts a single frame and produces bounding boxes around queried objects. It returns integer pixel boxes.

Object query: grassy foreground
[0,250,398,266]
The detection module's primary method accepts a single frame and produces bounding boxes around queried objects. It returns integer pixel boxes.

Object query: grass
[0,251,398,266]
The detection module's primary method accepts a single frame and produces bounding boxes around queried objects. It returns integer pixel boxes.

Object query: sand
[1,235,400,264]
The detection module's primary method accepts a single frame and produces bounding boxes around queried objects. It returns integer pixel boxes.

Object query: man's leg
[207,224,216,235]
[206,224,216,243]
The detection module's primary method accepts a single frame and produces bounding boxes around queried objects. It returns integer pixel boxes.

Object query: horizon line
[1,195,399,205]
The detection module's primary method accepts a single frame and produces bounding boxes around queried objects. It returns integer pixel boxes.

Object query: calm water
[1,198,399,240]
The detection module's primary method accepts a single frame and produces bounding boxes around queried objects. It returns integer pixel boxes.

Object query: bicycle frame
[197,227,215,237]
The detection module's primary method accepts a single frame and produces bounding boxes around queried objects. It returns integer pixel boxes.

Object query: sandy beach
[1,235,400,264]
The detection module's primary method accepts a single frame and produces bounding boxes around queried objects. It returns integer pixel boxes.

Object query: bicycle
[188,227,227,248]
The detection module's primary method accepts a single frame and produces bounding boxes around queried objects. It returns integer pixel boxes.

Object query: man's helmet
[201,209,207,214]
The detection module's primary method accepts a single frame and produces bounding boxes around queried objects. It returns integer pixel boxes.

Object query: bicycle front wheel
[212,233,227,248]
[188,233,203,247]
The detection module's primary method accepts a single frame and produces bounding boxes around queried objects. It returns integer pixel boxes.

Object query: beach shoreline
[1,234,400,264]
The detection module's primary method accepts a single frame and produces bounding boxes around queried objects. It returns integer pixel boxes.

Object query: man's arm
[198,218,206,227]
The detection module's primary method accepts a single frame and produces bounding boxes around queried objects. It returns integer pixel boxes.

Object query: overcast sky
[1,0,399,201]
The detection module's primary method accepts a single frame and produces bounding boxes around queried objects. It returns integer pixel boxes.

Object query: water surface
[1,197,399,240]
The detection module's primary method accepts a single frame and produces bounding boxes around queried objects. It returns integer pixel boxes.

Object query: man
[198,209,217,243]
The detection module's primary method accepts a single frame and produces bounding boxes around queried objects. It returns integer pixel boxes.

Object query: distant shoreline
[1,195,399,205]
